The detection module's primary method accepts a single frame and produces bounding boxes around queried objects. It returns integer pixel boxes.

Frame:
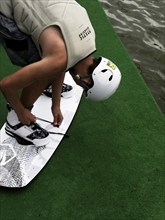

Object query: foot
[5,105,50,146]
[43,83,73,98]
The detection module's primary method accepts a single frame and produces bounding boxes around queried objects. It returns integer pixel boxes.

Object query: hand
[17,108,36,125]
[51,106,63,127]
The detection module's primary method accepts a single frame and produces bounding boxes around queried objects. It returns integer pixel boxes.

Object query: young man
[0,0,121,145]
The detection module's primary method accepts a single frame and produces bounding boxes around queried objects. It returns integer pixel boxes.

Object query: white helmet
[86,57,121,101]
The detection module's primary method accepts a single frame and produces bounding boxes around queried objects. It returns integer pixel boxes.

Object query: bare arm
[0,26,67,124]
[51,72,65,126]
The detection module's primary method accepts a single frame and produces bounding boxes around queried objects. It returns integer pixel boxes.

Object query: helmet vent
[101,69,107,73]
[109,75,113,81]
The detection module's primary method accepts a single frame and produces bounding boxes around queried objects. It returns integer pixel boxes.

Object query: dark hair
[88,57,101,75]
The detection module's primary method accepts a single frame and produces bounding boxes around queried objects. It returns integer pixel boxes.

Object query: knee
[0,77,10,93]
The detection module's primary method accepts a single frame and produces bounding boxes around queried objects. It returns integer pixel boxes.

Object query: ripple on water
[99,0,165,113]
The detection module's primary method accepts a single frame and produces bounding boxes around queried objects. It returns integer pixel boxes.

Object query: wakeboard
[0,72,83,188]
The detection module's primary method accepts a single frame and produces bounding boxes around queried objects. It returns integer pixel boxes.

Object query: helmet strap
[76,74,92,91]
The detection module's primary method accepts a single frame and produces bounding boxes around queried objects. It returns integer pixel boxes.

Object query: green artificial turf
[0,0,164,219]
[0,44,20,127]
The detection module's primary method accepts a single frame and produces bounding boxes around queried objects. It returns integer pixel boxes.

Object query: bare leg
[20,79,53,109]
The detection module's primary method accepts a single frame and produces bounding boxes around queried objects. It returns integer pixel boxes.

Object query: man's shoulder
[39,26,67,71]
[39,26,66,56]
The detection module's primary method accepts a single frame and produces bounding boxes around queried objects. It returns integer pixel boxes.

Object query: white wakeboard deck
[0,73,83,188]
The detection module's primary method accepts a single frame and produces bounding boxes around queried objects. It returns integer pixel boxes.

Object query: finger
[53,115,59,127]
[31,114,36,122]
[57,114,63,126]
[25,114,36,125]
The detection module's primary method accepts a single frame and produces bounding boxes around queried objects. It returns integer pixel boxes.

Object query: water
[99,0,165,114]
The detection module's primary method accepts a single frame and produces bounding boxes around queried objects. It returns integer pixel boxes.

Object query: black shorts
[0,12,40,67]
